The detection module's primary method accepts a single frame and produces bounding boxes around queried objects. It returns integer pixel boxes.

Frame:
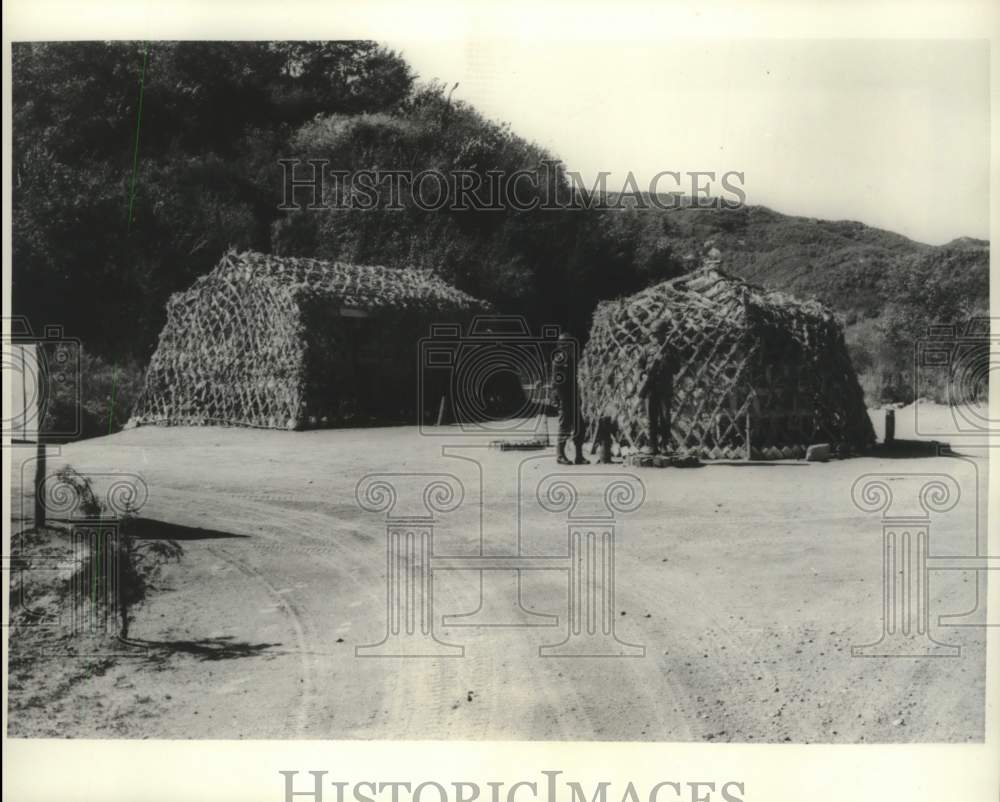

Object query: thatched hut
[131,249,489,429]
[580,264,874,460]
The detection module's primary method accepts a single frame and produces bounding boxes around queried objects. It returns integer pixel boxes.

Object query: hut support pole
[662,372,673,456]
[34,444,46,530]
[647,383,659,455]
[596,418,613,464]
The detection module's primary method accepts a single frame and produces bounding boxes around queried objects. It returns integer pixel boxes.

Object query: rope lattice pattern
[580,265,875,460]
[131,249,488,429]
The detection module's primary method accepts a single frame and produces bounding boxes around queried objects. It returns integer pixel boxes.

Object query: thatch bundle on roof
[131,249,489,429]
[579,264,875,460]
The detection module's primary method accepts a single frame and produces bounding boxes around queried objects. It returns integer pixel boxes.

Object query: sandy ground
[4,403,989,741]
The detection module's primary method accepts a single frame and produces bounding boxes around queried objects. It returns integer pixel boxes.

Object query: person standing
[551,333,587,465]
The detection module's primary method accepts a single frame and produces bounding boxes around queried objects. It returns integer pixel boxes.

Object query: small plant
[116,511,183,641]
[54,466,183,641]
[54,465,104,517]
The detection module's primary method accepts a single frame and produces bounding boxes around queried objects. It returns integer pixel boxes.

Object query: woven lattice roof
[580,262,874,459]
[130,249,490,430]
[607,264,837,332]
[178,249,489,313]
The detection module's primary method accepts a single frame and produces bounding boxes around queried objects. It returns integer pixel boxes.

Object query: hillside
[606,199,988,319]
[12,42,989,435]
[598,198,989,404]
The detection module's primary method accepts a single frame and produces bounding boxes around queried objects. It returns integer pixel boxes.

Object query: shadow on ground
[136,636,280,661]
[129,518,249,541]
[864,439,956,459]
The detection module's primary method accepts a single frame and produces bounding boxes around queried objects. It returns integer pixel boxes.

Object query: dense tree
[274,83,679,334]
[11,41,989,431]
[12,41,414,358]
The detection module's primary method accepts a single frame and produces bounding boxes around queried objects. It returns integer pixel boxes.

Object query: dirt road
[5,407,988,741]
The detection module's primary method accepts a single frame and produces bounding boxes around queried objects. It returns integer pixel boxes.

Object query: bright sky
[390,38,990,245]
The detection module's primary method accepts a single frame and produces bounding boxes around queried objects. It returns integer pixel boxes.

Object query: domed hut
[130,249,490,429]
[579,264,874,460]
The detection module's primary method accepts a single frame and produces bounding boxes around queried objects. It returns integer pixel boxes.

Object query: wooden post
[647,381,659,455]
[596,418,613,464]
[662,370,673,456]
[885,408,895,444]
[745,409,752,461]
[18,343,27,441]
[33,442,46,530]
[34,347,47,530]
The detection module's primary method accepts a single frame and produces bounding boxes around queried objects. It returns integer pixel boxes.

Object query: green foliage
[43,349,145,440]
[13,41,414,359]
[647,207,989,406]
[12,42,989,426]
[843,241,989,404]
[53,465,105,518]
[53,466,183,640]
[275,79,656,334]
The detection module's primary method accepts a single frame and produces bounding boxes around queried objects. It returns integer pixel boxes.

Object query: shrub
[53,466,183,640]
[844,309,988,407]
[42,350,145,441]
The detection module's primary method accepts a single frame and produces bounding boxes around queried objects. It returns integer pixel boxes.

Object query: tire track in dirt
[156,487,421,736]
[143,484,818,740]
[206,544,315,737]
[211,495,512,739]
[110,471,747,739]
